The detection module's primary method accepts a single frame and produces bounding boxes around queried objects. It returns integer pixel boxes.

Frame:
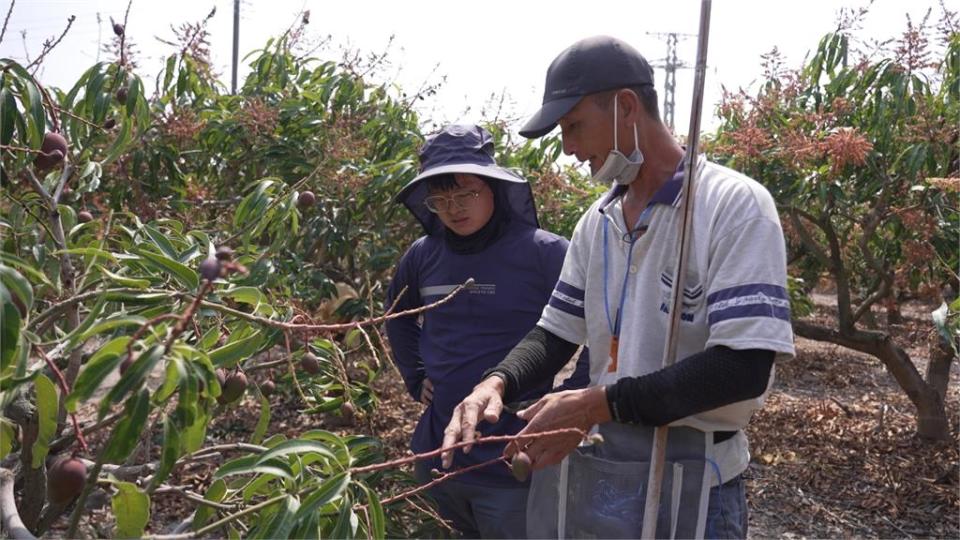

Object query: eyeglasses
[423,190,480,213]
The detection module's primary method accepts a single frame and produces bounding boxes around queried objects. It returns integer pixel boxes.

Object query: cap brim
[394,163,525,203]
[518,96,582,138]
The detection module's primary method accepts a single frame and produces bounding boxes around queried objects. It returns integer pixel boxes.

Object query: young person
[385,124,588,538]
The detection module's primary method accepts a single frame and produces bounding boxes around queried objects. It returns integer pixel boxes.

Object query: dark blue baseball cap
[520,35,655,139]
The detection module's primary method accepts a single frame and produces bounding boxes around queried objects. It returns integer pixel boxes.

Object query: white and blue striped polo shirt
[539,155,796,484]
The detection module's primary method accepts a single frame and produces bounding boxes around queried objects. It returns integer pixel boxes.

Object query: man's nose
[561,135,576,156]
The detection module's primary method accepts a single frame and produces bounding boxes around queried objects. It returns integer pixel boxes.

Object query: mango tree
[709,13,958,439]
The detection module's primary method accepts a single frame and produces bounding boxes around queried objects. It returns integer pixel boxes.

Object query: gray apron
[527,423,714,539]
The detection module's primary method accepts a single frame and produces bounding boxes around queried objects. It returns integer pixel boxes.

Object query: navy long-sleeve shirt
[385,221,589,487]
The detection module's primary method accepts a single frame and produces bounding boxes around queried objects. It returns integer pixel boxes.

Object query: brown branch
[118,0,133,67]
[54,105,106,131]
[202,278,474,335]
[25,15,76,72]
[0,143,48,156]
[164,281,213,353]
[852,181,894,324]
[0,0,14,46]
[784,206,832,269]
[154,484,238,511]
[348,427,586,476]
[49,412,122,454]
[0,468,37,540]
[368,455,509,508]
[127,313,180,361]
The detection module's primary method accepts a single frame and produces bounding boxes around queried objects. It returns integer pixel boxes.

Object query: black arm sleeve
[605,346,774,426]
[483,325,579,403]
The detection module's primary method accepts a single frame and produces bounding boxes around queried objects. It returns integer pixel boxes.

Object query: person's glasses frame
[423,190,481,214]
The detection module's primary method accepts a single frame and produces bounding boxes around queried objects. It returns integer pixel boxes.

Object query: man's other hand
[504,386,611,470]
[440,375,505,469]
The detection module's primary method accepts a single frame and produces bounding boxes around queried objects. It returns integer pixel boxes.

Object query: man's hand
[504,386,611,470]
[419,378,434,406]
[440,375,506,469]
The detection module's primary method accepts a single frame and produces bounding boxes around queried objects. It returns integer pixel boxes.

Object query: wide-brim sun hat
[396,124,538,234]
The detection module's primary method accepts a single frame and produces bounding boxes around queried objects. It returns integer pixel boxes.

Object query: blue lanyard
[602,207,651,337]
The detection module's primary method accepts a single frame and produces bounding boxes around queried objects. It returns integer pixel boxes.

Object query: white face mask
[591,95,644,186]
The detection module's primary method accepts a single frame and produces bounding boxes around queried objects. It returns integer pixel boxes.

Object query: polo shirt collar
[597,157,686,215]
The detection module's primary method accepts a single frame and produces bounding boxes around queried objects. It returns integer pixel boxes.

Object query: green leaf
[142,224,181,261]
[102,389,151,462]
[153,357,184,403]
[99,346,163,418]
[0,89,18,146]
[0,264,33,315]
[51,247,118,263]
[75,314,147,344]
[64,295,107,348]
[30,374,58,468]
[213,454,293,480]
[103,291,169,305]
[221,286,275,315]
[148,417,182,490]
[102,113,131,165]
[251,394,271,445]
[292,471,350,522]
[66,336,130,412]
[0,253,55,288]
[126,77,142,117]
[181,405,209,453]
[192,478,227,529]
[111,482,150,539]
[361,485,386,540]
[134,248,199,290]
[253,495,300,540]
[209,331,264,368]
[0,285,22,371]
[254,439,336,467]
[330,493,357,539]
[0,418,15,459]
[99,266,150,288]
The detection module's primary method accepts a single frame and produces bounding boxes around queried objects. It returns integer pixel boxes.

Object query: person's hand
[419,378,434,406]
[440,375,506,469]
[504,386,611,470]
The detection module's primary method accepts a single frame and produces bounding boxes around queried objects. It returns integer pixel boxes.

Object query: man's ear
[618,88,644,125]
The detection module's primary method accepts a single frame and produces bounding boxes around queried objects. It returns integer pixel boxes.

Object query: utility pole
[231,0,240,94]
[647,32,695,132]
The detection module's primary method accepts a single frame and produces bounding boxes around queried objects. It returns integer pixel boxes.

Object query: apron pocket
[562,446,683,539]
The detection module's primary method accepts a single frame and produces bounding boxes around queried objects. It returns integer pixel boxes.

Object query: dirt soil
[51,295,958,539]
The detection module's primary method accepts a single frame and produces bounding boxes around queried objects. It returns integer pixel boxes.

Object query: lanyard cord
[602,211,648,337]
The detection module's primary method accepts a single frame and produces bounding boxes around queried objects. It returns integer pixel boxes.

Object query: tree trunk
[793,320,950,440]
[926,333,956,404]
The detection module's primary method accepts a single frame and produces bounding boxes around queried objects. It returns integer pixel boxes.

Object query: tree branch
[25,16,76,73]
[0,468,37,540]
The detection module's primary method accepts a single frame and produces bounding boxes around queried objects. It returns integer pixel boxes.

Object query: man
[441,36,795,538]
[384,124,589,538]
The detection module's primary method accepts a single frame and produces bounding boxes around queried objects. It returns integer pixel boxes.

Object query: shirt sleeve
[704,215,796,361]
[554,346,591,391]
[384,240,427,401]
[537,212,592,345]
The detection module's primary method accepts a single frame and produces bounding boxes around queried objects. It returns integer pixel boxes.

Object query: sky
[1,0,950,139]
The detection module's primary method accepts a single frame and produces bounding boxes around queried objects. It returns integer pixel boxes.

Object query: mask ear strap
[633,122,639,153]
[613,94,619,151]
